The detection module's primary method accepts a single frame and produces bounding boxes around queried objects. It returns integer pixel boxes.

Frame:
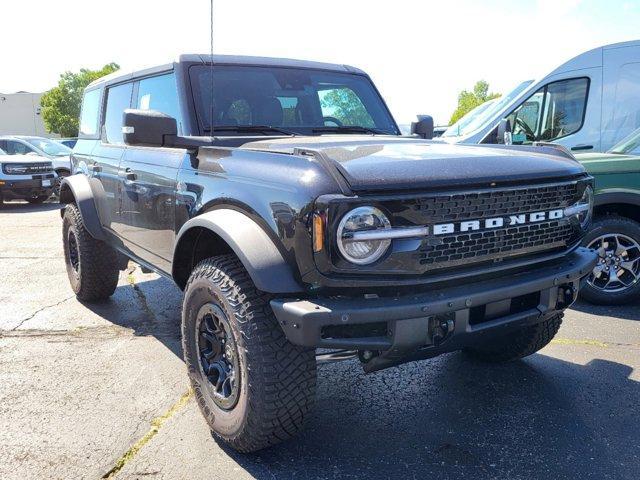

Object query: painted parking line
[103,389,194,479]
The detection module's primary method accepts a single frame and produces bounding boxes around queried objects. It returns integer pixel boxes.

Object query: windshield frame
[187,64,401,137]
[442,80,535,138]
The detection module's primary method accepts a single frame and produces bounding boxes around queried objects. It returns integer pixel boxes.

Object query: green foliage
[40,63,120,137]
[320,88,374,127]
[448,80,500,125]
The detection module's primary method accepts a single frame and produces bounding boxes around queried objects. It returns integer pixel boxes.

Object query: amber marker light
[313,213,325,252]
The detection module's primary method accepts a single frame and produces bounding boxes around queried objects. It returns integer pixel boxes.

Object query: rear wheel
[182,255,317,452]
[55,169,70,196]
[465,314,562,362]
[62,203,120,302]
[580,216,640,305]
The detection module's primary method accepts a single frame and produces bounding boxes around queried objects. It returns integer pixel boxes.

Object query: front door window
[506,77,589,143]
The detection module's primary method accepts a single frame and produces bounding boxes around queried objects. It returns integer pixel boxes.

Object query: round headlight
[577,185,594,228]
[564,184,594,229]
[336,206,391,265]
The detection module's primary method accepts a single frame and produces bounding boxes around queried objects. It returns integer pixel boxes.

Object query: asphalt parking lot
[0,201,639,480]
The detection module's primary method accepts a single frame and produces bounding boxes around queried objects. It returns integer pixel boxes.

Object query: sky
[1,0,639,126]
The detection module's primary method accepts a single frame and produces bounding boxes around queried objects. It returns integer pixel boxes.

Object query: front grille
[397,181,581,272]
[420,219,573,267]
[410,182,578,222]
[2,163,53,175]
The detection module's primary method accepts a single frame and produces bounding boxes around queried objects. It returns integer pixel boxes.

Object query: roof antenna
[209,0,215,137]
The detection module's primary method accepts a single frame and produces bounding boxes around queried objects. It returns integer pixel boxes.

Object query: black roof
[87,54,366,89]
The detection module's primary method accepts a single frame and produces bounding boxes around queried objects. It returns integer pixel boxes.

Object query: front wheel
[580,215,640,305]
[182,255,317,452]
[465,314,562,362]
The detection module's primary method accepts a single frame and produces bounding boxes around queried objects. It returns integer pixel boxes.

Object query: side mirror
[122,109,177,147]
[411,115,434,139]
[496,118,512,145]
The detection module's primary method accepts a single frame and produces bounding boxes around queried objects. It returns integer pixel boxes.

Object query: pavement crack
[102,389,193,479]
[9,295,75,331]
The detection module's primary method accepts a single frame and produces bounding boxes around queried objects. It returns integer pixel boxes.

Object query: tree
[448,80,500,125]
[320,88,374,127]
[40,63,120,137]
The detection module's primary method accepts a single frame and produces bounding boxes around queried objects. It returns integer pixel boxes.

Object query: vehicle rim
[587,233,640,293]
[195,303,240,410]
[67,230,80,273]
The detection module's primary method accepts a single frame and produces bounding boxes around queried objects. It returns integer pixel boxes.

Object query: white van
[440,40,640,153]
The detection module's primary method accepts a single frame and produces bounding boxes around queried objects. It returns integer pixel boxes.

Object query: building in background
[0,92,50,137]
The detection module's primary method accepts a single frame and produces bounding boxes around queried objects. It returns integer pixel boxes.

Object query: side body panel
[601,44,640,151]
[175,147,342,287]
[578,153,640,196]
[118,146,185,272]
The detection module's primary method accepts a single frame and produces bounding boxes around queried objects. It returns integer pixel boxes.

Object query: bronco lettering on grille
[432,209,564,235]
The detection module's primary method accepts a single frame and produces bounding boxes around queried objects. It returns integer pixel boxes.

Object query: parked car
[441,40,640,153]
[574,127,640,304]
[0,147,56,204]
[59,54,596,452]
[0,136,73,185]
[59,138,78,149]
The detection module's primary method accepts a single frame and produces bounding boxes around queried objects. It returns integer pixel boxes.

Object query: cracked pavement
[1,201,639,480]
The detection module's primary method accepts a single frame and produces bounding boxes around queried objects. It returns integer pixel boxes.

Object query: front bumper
[272,247,597,368]
[0,175,55,199]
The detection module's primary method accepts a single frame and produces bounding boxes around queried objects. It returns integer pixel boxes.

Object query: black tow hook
[557,284,578,309]
[430,315,455,346]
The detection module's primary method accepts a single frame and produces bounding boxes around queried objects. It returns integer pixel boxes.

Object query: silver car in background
[0,136,72,182]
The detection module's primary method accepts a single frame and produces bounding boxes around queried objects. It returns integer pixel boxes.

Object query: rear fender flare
[58,174,106,241]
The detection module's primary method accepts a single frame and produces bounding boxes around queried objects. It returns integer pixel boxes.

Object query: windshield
[442,99,496,137]
[24,137,72,156]
[442,80,534,138]
[609,127,640,155]
[189,65,399,135]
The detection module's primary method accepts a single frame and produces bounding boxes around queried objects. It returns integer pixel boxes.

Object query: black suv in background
[59,55,597,452]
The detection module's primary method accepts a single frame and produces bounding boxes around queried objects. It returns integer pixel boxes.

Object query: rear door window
[103,83,134,144]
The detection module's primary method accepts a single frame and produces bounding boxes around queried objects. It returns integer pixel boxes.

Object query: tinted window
[104,83,133,144]
[507,78,588,143]
[136,73,183,133]
[539,78,589,140]
[79,89,102,137]
[318,87,375,127]
[189,65,398,135]
[3,140,34,155]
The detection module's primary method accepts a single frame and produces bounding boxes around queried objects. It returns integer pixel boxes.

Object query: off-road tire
[182,255,317,453]
[28,195,49,204]
[62,203,119,302]
[465,314,562,362]
[580,215,640,305]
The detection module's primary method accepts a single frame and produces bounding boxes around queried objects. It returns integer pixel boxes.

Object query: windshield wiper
[204,125,297,136]
[312,125,390,135]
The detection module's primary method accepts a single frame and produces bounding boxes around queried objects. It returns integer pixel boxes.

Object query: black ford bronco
[60,55,597,452]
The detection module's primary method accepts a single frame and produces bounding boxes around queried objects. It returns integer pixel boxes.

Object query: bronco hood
[243,136,586,192]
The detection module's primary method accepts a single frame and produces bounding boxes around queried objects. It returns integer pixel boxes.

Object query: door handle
[119,168,137,181]
[570,144,593,151]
